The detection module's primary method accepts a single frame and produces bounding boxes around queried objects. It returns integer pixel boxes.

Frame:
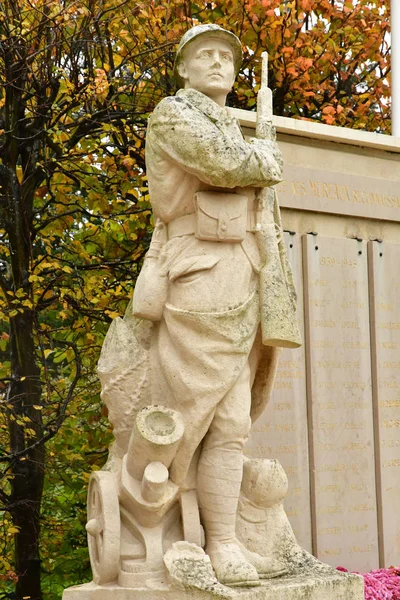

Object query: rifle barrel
[261,51,269,89]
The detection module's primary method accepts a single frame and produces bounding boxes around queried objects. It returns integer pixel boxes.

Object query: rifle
[257,52,275,142]
[255,52,302,349]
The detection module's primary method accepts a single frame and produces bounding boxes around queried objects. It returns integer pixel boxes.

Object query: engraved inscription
[304,235,379,571]
[370,242,400,566]
[320,548,342,557]
[277,165,400,222]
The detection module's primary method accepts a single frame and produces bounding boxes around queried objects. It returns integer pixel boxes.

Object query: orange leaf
[322,105,336,115]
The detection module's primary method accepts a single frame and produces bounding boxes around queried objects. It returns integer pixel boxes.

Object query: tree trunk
[8,310,44,600]
[1,26,46,592]
[4,167,45,598]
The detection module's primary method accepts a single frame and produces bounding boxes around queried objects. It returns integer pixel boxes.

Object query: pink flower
[337,567,400,600]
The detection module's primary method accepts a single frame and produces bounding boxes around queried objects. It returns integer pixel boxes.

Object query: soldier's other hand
[248,138,283,177]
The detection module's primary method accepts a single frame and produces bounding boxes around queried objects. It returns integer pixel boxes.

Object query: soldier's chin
[203,81,231,94]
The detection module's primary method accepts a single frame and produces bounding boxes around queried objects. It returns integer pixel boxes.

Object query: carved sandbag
[194,191,247,242]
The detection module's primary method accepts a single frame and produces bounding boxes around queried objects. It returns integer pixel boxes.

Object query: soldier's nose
[212,54,222,67]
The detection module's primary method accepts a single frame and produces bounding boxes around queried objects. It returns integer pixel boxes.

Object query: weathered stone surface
[163,541,231,596]
[97,308,152,458]
[63,560,364,600]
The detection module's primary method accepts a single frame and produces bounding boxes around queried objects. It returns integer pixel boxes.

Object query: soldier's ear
[177,60,189,82]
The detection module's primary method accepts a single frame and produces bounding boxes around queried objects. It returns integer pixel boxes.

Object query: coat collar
[176,88,234,124]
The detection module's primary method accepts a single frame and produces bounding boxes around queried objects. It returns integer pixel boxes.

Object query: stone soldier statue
[64,23,365,600]
[130,23,300,587]
[63,23,365,600]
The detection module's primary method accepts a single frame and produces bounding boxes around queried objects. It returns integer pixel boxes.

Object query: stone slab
[303,234,379,571]
[245,233,311,552]
[369,241,400,567]
[63,568,364,600]
[276,165,400,222]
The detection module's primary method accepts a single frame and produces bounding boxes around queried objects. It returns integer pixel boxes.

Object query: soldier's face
[178,37,236,100]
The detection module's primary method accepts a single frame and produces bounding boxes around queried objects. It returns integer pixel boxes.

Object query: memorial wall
[232,108,400,572]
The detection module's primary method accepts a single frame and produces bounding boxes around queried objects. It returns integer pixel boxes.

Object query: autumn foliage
[0,0,391,598]
[232,0,391,130]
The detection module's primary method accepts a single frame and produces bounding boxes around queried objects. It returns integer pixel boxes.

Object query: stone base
[63,568,364,600]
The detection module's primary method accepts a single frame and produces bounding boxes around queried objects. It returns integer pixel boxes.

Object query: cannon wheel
[86,471,120,584]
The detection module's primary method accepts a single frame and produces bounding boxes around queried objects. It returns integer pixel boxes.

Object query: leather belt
[167,211,261,240]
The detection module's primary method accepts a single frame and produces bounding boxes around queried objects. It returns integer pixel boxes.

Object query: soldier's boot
[197,447,260,588]
[235,539,288,579]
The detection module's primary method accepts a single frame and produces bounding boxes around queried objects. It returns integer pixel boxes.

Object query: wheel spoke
[90,489,96,515]
[96,532,104,558]
[90,533,100,564]
[94,489,101,514]
[97,516,104,535]
[90,487,102,520]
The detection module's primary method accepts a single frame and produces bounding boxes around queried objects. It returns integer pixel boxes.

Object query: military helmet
[174,24,243,88]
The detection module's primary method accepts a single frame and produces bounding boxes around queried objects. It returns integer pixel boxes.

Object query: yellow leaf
[16,166,23,183]
[105,311,120,319]
[8,527,20,534]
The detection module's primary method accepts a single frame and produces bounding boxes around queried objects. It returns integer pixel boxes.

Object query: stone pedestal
[63,563,364,600]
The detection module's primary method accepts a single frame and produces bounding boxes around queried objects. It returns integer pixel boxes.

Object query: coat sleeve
[147,97,283,189]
